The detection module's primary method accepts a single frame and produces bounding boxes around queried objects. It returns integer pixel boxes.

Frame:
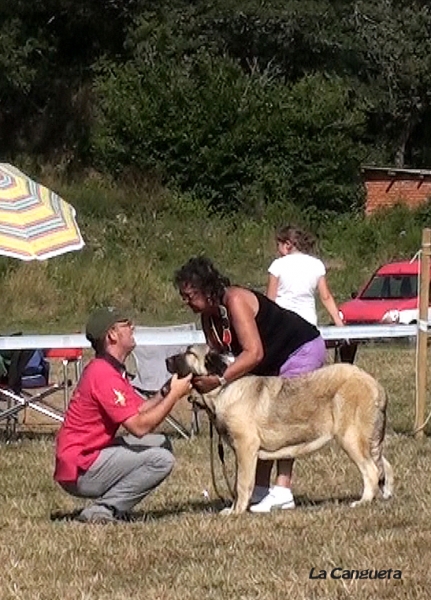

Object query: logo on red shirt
[113,389,126,406]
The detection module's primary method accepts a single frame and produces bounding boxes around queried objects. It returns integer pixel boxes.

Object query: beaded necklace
[209,305,232,353]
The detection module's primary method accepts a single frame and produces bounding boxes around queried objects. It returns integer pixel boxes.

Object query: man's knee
[143,447,175,476]
[158,447,175,474]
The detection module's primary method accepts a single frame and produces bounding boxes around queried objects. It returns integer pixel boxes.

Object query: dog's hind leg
[380,456,394,500]
[371,445,393,500]
[369,403,394,500]
[336,429,380,506]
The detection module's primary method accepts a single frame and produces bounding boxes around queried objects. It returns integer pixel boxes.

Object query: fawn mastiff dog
[166,345,394,515]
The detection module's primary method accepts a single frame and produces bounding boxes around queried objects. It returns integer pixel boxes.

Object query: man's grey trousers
[60,434,174,515]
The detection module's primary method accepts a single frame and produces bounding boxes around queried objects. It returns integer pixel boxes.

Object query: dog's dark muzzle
[165,354,193,378]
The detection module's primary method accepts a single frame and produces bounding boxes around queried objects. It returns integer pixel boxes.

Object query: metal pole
[414,228,431,438]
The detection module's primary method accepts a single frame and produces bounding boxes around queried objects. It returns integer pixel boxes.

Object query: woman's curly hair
[174,256,230,302]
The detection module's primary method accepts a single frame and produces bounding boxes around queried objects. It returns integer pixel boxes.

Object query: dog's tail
[370,383,393,499]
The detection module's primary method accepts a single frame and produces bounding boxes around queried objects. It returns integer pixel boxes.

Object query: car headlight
[382,309,400,324]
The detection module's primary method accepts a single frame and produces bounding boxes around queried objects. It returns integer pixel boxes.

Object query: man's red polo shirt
[54,355,145,484]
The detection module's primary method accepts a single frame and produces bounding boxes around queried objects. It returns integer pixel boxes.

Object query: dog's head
[166,344,228,380]
[166,345,229,410]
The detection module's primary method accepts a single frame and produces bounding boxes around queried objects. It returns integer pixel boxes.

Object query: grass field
[1,343,431,599]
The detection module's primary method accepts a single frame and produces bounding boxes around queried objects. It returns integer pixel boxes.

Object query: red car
[338,260,431,325]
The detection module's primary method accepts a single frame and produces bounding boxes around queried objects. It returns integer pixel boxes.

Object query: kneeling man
[54,307,192,523]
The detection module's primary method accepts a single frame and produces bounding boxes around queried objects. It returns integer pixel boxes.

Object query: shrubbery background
[2,1,431,214]
[1,1,431,330]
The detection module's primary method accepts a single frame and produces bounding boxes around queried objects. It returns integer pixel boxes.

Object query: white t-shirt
[268,253,326,325]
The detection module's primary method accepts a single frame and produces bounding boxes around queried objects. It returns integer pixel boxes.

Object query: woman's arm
[266,273,279,302]
[317,276,344,326]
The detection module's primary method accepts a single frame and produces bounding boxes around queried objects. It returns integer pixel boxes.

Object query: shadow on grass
[50,494,360,523]
[295,494,359,509]
[50,499,227,523]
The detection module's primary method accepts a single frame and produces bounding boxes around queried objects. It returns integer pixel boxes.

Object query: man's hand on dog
[193,375,221,394]
[163,373,193,399]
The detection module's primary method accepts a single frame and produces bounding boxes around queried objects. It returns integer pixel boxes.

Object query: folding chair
[131,324,200,440]
[44,347,83,409]
[0,348,64,438]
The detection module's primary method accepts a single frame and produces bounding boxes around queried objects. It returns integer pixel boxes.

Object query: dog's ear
[204,349,228,376]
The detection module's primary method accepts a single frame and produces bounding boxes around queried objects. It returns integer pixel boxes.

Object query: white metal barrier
[0,322,427,436]
[0,323,420,351]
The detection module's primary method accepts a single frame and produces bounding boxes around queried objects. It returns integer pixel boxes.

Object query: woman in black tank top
[174,256,326,513]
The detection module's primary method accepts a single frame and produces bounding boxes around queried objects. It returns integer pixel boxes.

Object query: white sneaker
[249,485,270,505]
[249,486,295,513]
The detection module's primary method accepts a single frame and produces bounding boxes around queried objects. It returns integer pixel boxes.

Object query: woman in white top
[240,226,343,512]
[267,225,344,327]
[248,226,345,513]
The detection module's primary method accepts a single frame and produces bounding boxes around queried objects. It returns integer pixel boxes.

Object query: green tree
[91,42,367,213]
[0,0,135,159]
[338,0,431,167]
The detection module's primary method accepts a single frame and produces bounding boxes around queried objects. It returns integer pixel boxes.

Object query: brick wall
[364,172,431,215]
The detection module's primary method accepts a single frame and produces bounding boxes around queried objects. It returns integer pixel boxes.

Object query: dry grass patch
[1,345,431,599]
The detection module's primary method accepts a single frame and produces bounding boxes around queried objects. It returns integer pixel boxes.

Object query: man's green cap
[85,307,130,345]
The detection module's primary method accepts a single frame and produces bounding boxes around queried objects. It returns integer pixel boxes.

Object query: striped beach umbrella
[0,164,84,261]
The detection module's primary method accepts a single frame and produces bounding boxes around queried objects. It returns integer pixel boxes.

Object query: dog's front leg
[230,444,258,515]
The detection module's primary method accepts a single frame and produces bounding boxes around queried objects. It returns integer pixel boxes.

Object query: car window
[360,275,418,300]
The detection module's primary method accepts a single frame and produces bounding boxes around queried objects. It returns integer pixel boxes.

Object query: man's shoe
[249,486,295,513]
[76,505,117,524]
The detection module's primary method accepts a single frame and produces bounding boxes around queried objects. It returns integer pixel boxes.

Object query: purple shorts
[279,336,326,379]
